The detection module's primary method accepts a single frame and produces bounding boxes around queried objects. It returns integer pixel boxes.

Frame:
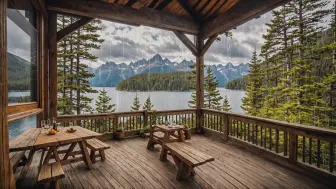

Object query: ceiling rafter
[177,0,202,22]
[156,0,172,11]
[47,0,200,35]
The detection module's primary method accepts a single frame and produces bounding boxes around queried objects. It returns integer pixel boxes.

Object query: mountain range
[89,54,249,87]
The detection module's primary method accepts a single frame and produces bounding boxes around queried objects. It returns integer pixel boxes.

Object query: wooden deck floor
[15,135,329,189]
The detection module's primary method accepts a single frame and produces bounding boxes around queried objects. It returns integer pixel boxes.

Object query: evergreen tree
[143,95,154,111]
[241,51,263,116]
[188,63,197,108]
[204,67,223,110]
[95,89,115,113]
[131,93,141,111]
[222,96,231,112]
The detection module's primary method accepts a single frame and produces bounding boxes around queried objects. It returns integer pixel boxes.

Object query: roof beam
[173,31,197,56]
[57,17,93,42]
[200,33,219,56]
[177,0,201,22]
[199,0,289,39]
[47,0,199,35]
[156,0,172,11]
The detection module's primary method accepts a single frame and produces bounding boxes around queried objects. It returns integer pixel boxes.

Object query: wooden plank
[173,30,197,55]
[7,102,38,115]
[51,162,65,181]
[48,11,58,119]
[199,0,289,39]
[57,17,93,42]
[7,108,43,124]
[38,163,52,182]
[47,0,199,35]
[196,37,204,132]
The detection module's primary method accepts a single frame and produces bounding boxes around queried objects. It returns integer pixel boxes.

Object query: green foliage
[117,72,193,92]
[222,96,231,112]
[116,125,124,132]
[188,63,197,108]
[143,96,154,111]
[95,89,116,113]
[57,15,103,115]
[241,51,263,116]
[225,76,247,90]
[204,67,223,110]
[131,93,141,111]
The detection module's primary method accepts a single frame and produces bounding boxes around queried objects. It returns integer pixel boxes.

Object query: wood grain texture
[14,136,333,189]
[199,0,290,39]
[57,17,93,42]
[0,0,14,188]
[47,0,199,34]
[48,11,58,119]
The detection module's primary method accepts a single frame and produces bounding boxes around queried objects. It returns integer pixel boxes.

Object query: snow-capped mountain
[89,54,249,87]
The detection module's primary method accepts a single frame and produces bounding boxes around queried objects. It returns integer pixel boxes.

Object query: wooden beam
[156,0,172,11]
[47,0,200,35]
[0,1,16,188]
[199,0,289,39]
[57,17,93,42]
[177,0,201,22]
[195,36,204,133]
[48,11,57,119]
[173,31,197,56]
[200,33,219,56]
[42,6,49,120]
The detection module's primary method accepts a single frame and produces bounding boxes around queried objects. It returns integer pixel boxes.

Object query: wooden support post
[42,10,49,121]
[113,116,119,132]
[143,111,148,127]
[48,12,58,119]
[195,36,204,133]
[0,1,15,188]
[223,114,229,141]
[289,133,297,162]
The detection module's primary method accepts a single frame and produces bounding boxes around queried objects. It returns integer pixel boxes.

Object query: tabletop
[154,125,185,132]
[9,126,101,152]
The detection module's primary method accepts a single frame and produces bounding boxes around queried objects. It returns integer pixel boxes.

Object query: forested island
[225,76,247,90]
[116,72,193,91]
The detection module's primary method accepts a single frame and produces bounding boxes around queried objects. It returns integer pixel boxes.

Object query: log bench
[38,162,65,189]
[86,138,110,163]
[162,142,214,180]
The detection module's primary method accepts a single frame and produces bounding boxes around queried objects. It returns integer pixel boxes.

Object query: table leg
[63,142,77,160]
[43,147,53,165]
[146,129,154,149]
[52,146,61,162]
[18,149,35,180]
[160,132,169,161]
[79,141,93,170]
[178,130,185,142]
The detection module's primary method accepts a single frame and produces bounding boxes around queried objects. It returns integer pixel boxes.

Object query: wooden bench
[86,138,110,163]
[38,162,65,189]
[162,142,214,180]
[10,151,27,173]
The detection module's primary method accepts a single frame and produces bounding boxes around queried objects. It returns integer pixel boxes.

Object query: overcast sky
[89,12,273,68]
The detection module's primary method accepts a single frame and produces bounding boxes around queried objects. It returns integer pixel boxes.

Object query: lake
[88,87,246,114]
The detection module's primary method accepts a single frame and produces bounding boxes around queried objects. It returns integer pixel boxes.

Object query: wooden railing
[202,108,336,178]
[57,109,197,134]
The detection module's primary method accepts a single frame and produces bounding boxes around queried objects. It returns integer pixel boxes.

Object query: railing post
[223,114,229,141]
[113,115,119,132]
[289,133,297,162]
[143,111,148,128]
[196,109,203,133]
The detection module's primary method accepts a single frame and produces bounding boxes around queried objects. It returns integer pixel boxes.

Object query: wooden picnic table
[9,126,101,180]
[146,124,185,160]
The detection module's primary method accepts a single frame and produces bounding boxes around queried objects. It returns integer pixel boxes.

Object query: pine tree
[204,67,223,110]
[143,95,154,111]
[131,93,141,111]
[222,96,231,112]
[188,63,197,108]
[95,89,115,113]
[241,51,263,116]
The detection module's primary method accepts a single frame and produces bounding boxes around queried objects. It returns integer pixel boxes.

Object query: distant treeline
[117,72,193,91]
[225,76,247,90]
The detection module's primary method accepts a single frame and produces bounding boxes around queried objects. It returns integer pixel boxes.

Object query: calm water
[88,87,246,114]
[8,88,245,140]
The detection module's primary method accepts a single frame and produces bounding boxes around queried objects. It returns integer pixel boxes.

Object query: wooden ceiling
[47,0,289,39]
[101,0,239,22]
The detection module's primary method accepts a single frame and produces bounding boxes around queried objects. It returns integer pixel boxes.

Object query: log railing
[57,109,197,134]
[202,108,336,177]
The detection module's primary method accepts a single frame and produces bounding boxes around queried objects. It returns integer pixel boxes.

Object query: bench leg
[50,181,60,189]
[160,147,168,161]
[100,150,106,161]
[90,150,96,164]
[176,161,190,181]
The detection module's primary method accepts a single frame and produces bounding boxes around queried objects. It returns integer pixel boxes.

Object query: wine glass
[41,120,46,129]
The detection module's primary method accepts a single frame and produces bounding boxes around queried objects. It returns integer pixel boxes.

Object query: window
[8,115,36,141]
[7,1,37,104]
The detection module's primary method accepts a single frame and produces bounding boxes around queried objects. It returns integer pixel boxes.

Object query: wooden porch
[15,135,331,189]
